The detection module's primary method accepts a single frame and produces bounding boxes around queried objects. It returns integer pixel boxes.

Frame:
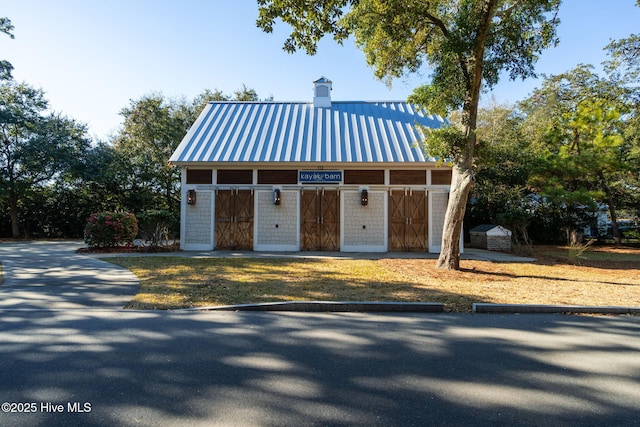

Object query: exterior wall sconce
[273,188,281,205]
[361,189,368,206]
[187,189,196,205]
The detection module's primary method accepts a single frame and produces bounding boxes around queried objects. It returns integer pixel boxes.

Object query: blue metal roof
[169,101,445,164]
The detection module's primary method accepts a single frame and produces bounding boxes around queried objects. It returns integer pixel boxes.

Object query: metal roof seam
[230,103,260,162]
[186,104,217,162]
[272,103,288,162]
[292,104,305,162]
[206,103,236,162]
[304,106,314,161]
[198,104,228,162]
[251,103,276,162]
[170,101,444,164]
[282,104,296,161]
[171,104,207,162]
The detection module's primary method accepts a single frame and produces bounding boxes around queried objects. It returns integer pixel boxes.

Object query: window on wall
[186,169,213,184]
[257,170,298,184]
[316,86,329,97]
[389,170,426,185]
[431,170,452,185]
[344,170,384,184]
[217,170,253,184]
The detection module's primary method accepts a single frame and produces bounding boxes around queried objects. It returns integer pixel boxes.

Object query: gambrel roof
[169,101,445,165]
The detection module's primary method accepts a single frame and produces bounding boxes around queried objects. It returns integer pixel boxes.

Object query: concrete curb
[181,302,640,315]
[473,303,640,315]
[180,301,445,313]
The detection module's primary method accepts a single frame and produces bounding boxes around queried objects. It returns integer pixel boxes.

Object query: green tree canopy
[520,65,632,244]
[467,101,535,245]
[604,20,640,230]
[257,0,561,269]
[112,94,191,215]
[109,86,262,222]
[0,17,14,80]
[0,81,90,237]
[605,34,640,84]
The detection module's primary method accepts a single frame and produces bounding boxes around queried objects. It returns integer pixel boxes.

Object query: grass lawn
[104,245,640,312]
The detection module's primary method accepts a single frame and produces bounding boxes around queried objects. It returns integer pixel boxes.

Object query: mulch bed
[77,243,181,254]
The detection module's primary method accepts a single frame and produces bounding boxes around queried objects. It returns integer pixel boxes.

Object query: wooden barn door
[301,191,320,250]
[405,191,427,251]
[388,191,406,252]
[215,190,234,249]
[215,189,254,250]
[301,189,340,251]
[388,190,428,252]
[320,190,340,251]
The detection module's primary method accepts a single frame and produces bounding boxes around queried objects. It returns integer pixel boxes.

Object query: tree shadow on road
[1,310,639,426]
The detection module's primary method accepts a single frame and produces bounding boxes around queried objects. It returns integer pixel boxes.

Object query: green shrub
[84,212,138,247]
[136,209,177,246]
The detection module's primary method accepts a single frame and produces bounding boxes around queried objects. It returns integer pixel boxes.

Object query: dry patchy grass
[106,245,640,312]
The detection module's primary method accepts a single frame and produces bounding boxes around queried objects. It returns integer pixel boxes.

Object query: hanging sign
[298,170,342,183]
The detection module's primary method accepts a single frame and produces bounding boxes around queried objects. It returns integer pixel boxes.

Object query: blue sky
[3,1,639,140]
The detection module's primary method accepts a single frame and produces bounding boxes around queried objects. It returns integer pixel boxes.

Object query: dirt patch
[377,246,640,310]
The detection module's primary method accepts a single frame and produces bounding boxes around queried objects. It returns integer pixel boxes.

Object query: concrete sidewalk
[0,240,139,310]
[89,246,537,263]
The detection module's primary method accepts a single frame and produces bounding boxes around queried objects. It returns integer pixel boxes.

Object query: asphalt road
[1,310,639,427]
[0,241,138,309]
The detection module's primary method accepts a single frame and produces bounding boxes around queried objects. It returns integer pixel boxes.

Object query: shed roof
[470,224,500,233]
[169,101,445,165]
[470,224,512,236]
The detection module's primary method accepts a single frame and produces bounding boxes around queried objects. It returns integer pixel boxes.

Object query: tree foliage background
[1,7,639,247]
[0,68,260,238]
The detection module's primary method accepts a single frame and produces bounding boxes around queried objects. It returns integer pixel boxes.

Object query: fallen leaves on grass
[105,246,640,312]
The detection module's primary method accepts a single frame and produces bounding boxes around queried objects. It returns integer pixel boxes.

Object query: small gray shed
[470,224,512,251]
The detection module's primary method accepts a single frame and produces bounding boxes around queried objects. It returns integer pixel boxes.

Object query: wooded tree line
[470,18,640,246]
[2,4,639,254]
[0,24,261,239]
[469,64,639,246]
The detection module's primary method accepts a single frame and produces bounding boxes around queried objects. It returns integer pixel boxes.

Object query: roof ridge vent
[313,77,332,108]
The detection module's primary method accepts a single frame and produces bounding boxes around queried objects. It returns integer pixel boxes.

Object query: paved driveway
[1,241,534,311]
[1,310,640,426]
[0,240,139,310]
[1,241,639,426]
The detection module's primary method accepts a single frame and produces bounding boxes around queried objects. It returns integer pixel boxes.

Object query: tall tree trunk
[435,1,495,270]
[436,165,474,270]
[9,191,20,238]
[598,171,620,246]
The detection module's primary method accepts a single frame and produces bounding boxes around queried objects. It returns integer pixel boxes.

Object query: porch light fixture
[273,188,281,205]
[187,189,196,205]
[360,189,368,206]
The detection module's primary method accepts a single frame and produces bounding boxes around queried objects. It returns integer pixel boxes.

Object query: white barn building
[169,77,452,253]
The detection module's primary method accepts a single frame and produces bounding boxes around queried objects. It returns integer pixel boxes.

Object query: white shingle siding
[255,190,299,251]
[184,191,212,247]
[429,192,448,252]
[342,190,387,252]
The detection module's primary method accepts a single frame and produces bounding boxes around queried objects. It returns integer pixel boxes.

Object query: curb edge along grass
[473,303,640,315]
[175,301,640,315]
[179,301,445,313]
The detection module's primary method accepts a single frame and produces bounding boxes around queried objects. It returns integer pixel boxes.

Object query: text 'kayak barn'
[169,77,452,252]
